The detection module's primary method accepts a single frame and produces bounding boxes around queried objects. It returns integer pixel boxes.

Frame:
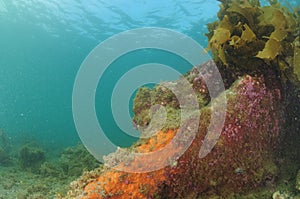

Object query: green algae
[133,84,205,133]
[132,66,211,133]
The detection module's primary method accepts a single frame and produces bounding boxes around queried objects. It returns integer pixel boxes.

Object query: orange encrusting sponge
[82,129,176,199]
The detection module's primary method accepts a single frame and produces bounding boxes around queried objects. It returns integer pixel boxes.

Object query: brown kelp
[207,0,299,86]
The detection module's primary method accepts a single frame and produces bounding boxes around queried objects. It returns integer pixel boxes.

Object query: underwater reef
[62,65,283,199]
[0,141,99,198]
[61,0,300,198]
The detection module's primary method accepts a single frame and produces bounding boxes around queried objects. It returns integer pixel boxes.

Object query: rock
[62,73,283,199]
[157,75,282,198]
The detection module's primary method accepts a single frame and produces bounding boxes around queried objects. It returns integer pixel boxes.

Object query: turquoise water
[0,0,298,151]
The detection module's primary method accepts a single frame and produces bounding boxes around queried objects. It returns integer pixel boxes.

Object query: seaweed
[206,0,300,85]
[59,144,100,176]
[19,143,46,172]
[0,130,11,165]
[293,36,300,80]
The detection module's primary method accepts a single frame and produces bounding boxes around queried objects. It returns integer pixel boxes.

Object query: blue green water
[0,0,299,152]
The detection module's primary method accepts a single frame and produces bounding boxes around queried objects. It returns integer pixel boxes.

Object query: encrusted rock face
[62,73,283,199]
[158,75,282,198]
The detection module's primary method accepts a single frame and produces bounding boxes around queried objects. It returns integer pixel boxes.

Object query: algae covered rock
[62,72,283,199]
[19,143,45,171]
[0,148,9,165]
[59,144,99,176]
[0,130,10,165]
[39,161,64,178]
[133,60,222,133]
[157,74,282,198]
[39,144,100,179]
